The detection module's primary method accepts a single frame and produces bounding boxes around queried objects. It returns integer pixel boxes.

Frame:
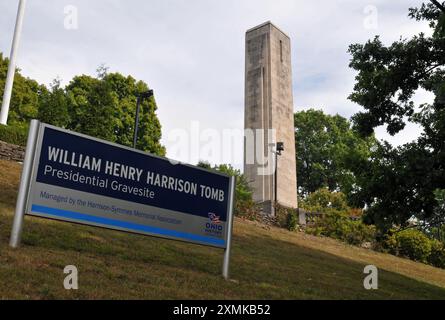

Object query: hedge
[385,229,445,268]
[306,210,376,246]
[0,124,28,146]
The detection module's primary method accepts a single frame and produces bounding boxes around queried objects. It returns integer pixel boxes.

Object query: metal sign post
[222,176,236,280]
[10,119,39,248]
[0,0,27,125]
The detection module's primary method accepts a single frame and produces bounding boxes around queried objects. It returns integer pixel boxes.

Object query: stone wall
[0,140,25,162]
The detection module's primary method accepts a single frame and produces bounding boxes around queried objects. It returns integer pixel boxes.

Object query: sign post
[10,119,39,248]
[9,120,236,279]
[222,176,235,280]
[0,0,27,125]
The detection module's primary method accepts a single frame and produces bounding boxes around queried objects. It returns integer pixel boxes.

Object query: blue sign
[26,123,234,248]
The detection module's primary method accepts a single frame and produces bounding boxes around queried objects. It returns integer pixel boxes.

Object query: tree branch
[430,0,445,13]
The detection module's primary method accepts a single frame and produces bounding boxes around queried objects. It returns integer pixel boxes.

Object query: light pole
[133,90,153,149]
[0,0,27,125]
[274,142,284,206]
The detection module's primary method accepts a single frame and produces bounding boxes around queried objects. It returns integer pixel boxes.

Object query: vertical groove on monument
[244,22,298,215]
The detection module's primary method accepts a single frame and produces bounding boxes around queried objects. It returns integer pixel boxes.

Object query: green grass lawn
[1,159,445,299]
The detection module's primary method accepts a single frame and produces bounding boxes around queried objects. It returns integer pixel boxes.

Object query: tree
[65,71,166,156]
[103,73,165,156]
[0,52,47,127]
[38,78,69,128]
[348,1,445,231]
[0,52,165,156]
[300,188,350,213]
[429,189,445,242]
[294,109,376,199]
[66,74,117,142]
[215,164,253,203]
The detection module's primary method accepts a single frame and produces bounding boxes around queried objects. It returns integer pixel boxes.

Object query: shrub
[275,205,288,228]
[286,211,298,231]
[386,229,432,263]
[305,226,323,237]
[0,124,28,146]
[428,240,445,268]
[300,188,350,213]
[275,205,298,230]
[235,198,260,221]
[301,189,376,245]
[306,210,376,246]
[344,220,376,246]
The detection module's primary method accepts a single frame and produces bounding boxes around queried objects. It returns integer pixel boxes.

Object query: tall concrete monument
[244,21,298,215]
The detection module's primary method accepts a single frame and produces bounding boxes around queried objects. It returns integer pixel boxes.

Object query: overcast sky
[0,0,434,169]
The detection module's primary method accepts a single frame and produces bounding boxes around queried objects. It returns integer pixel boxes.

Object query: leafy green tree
[66,75,117,142]
[214,164,253,202]
[294,109,376,198]
[65,72,165,156]
[38,78,69,128]
[0,52,47,126]
[0,53,165,156]
[348,1,445,231]
[300,188,350,213]
[103,73,165,155]
[429,189,445,242]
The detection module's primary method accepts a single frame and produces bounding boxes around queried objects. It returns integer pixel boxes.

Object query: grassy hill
[1,159,445,299]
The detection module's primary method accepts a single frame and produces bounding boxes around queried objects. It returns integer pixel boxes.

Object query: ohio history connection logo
[205,212,223,237]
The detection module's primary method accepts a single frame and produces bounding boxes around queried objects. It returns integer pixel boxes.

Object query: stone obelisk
[244,22,298,215]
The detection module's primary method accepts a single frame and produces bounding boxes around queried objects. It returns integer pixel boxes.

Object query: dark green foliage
[214,164,253,203]
[348,2,445,231]
[294,109,376,199]
[432,189,445,240]
[0,124,28,146]
[353,141,441,232]
[275,204,298,230]
[102,73,165,155]
[286,211,298,231]
[197,161,212,170]
[38,79,69,128]
[348,1,445,136]
[429,224,445,244]
[65,72,165,155]
[429,240,445,268]
[66,75,118,143]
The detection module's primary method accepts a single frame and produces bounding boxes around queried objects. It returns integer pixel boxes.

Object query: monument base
[258,200,274,216]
